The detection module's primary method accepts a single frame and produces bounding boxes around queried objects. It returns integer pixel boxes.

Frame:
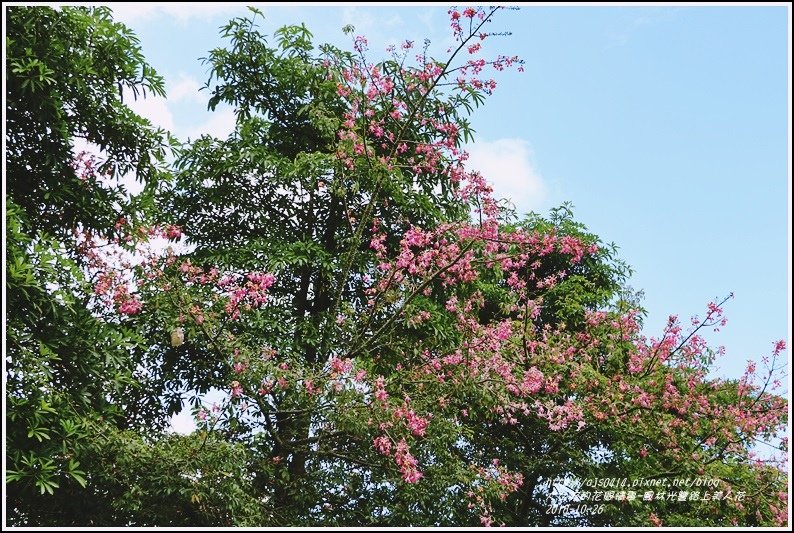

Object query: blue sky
[108,4,790,401]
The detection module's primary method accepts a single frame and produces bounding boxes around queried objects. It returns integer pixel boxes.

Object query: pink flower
[521,367,544,395]
[165,224,182,240]
[374,376,389,402]
[635,392,652,409]
[230,380,243,398]
[305,379,318,395]
[258,379,274,396]
[402,470,423,483]
[353,35,368,53]
[373,435,392,455]
[369,123,384,138]
[375,389,389,402]
[330,357,353,375]
[94,272,114,296]
[544,378,559,394]
[402,410,429,437]
[394,439,423,483]
[118,297,143,315]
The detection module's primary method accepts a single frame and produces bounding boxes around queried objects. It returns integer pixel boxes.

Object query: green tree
[139,6,522,522]
[123,7,785,527]
[5,6,173,523]
[5,6,787,528]
[6,6,171,239]
[7,422,266,526]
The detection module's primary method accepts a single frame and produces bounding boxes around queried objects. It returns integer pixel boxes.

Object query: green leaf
[27,426,51,442]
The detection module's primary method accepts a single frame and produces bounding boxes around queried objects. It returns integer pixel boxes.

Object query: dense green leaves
[5,6,787,528]
[8,425,267,526]
[6,5,171,240]
[5,6,174,524]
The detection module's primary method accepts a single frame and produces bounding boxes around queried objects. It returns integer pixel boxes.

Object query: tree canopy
[5,5,174,520]
[4,6,788,527]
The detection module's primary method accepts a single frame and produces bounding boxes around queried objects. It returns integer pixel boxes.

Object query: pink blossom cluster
[220,272,276,320]
[71,151,113,187]
[374,375,389,402]
[394,407,430,437]
[138,223,183,242]
[394,439,423,483]
[329,356,354,376]
[373,435,392,455]
[328,5,523,184]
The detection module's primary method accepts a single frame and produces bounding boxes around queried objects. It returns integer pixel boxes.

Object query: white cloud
[417,8,435,35]
[465,138,548,215]
[71,137,101,158]
[184,108,237,140]
[123,86,175,132]
[168,74,204,104]
[107,4,158,25]
[169,410,197,435]
[123,78,236,142]
[342,6,376,36]
[120,77,235,144]
[110,3,240,26]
